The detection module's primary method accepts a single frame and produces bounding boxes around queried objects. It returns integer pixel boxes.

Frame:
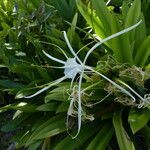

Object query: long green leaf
[53,121,100,150]
[25,115,66,146]
[76,0,106,39]
[134,35,150,66]
[91,0,112,36]
[36,102,58,111]
[125,0,141,43]
[113,109,135,150]
[86,123,114,150]
[77,0,135,64]
[111,18,133,63]
[51,0,76,21]
[134,14,146,54]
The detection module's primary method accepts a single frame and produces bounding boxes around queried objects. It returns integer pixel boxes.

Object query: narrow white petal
[71,74,83,139]
[106,0,111,5]
[63,31,83,65]
[83,20,142,65]
[40,41,69,59]
[42,50,66,64]
[25,76,67,98]
[118,80,145,101]
[85,66,136,101]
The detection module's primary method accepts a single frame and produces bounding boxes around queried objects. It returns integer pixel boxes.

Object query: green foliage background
[0,0,150,149]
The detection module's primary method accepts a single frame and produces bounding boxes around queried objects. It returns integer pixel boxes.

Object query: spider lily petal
[83,20,142,65]
[117,80,150,108]
[24,76,67,98]
[85,66,136,101]
[106,0,111,5]
[63,31,83,65]
[40,41,69,59]
[117,80,144,101]
[42,50,66,64]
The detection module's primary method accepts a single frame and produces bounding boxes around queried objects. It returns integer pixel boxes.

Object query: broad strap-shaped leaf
[1,113,30,132]
[12,130,32,149]
[125,0,141,43]
[128,108,150,134]
[51,0,76,21]
[133,13,146,53]
[134,35,150,66]
[36,102,58,111]
[86,123,114,150]
[76,0,107,39]
[110,16,133,64]
[56,102,69,113]
[28,141,43,150]
[0,103,37,112]
[77,0,139,64]
[25,115,66,146]
[53,121,100,150]
[91,0,112,36]
[122,1,130,21]
[91,0,132,63]
[44,83,69,103]
[113,109,135,150]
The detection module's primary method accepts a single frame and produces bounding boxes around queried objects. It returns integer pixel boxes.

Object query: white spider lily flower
[64,20,142,138]
[24,20,143,139]
[25,47,84,99]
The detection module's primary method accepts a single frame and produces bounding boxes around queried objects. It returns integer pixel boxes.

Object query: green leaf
[125,0,141,43]
[45,92,67,102]
[53,121,100,150]
[76,0,106,39]
[12,131,32,149]
[77,0,134,64]
[36,102,58,111]
[0,103,37,112]
[0,79,24,89]
[110,17,133,63]
[134,35,150,66]
[45,86,68,103]
[51,0,76,21]
[28,141,43,150]
[15,87,38,99]
[1,113,30,132]
[134,14,146,53]
[25,115,66,146]
[113,109,135,150]
[128,109,150,134]
[56,102,69,113]
[86,123,114,150]
[91,0,112,36]
[122,1,130,20]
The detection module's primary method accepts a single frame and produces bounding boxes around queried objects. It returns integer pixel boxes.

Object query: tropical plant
[0,0,150,150]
